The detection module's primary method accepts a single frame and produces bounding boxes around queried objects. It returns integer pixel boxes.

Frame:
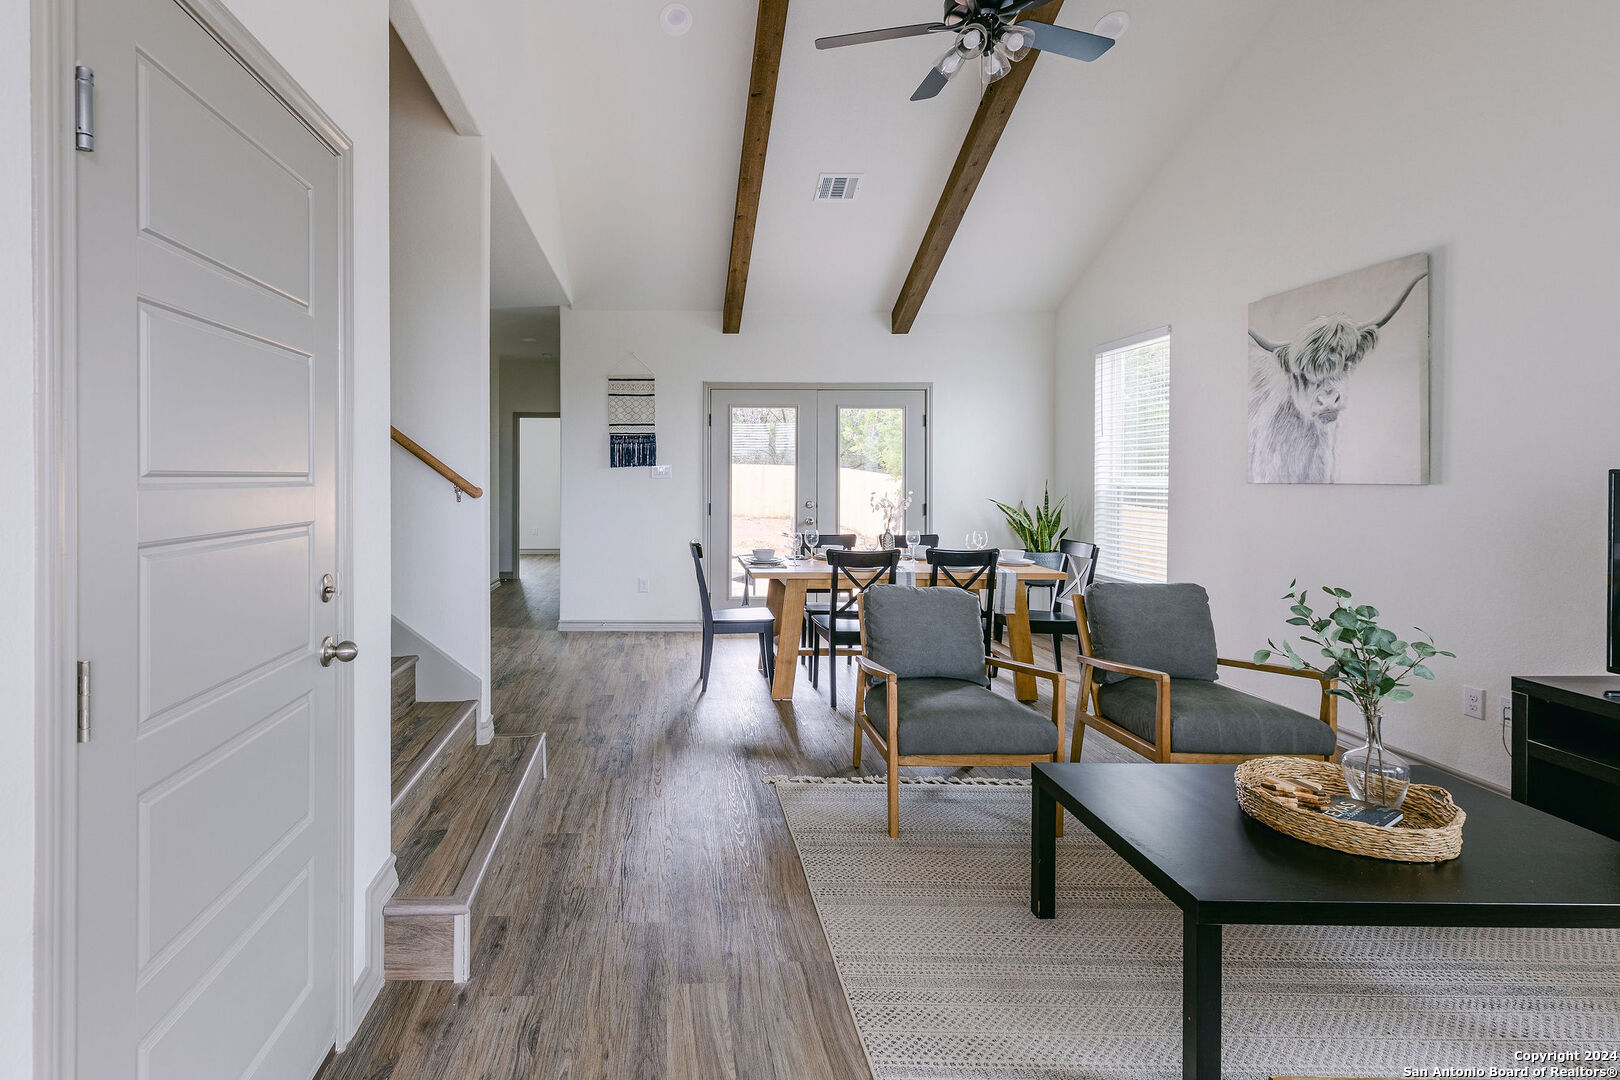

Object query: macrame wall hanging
[607,352,657,468]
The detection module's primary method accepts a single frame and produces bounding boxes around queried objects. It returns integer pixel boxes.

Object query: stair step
[391,699,476,808]
[384,731,546,981]
[390,654,419,724]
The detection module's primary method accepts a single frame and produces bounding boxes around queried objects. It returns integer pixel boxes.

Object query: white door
[706,387,928,607]
[74,0,345,1076]
[707,389,819,602]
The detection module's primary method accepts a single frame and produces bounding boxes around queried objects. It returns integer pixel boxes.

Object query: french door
[707,387,928,605]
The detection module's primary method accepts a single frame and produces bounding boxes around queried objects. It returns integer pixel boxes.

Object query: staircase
[384,655,546,982]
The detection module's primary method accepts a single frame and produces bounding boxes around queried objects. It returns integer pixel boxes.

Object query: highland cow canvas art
[1247,252,1430,484]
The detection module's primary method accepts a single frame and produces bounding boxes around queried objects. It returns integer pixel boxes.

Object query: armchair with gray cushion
[1071,582,1338,764]
[854,585,1068,837]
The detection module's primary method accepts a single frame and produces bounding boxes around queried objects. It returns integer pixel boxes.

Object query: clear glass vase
[1340,707,1410,809]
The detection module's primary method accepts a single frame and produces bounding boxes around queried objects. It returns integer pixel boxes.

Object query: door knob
[803,500,815,508]
[320,636,359,667]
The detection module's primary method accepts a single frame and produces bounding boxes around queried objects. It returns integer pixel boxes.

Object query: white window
[1093,329,1170,583]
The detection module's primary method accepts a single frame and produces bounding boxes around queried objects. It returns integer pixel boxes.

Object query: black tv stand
[1511,676,1620,841]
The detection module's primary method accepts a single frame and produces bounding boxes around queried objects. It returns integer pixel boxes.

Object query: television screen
[1611,470,1620,674]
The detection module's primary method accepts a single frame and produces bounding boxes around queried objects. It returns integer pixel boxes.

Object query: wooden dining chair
[808,547,899,708]
[854,585,1067,836]
[993,539,1100,671]
[800,532,857,665]
[689,541,776,693]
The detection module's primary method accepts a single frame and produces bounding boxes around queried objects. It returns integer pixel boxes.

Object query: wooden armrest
[856,656,899,681]
[1072,654,1171,682]
[985,651,1063,683]
[1218,657,1336,683]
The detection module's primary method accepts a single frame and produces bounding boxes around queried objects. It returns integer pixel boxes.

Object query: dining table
[744,555,1068,703]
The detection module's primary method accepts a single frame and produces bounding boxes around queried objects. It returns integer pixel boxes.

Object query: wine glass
[905,529,921,560]
[802,527,819,559]
[967,529,987,550]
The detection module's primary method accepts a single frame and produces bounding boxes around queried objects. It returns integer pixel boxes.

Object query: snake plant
[990,484,1069,552]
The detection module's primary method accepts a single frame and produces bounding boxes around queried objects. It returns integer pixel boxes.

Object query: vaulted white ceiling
[531,0,1279,316]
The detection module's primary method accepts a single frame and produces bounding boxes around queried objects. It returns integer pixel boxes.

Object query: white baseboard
[343,854,398,1046]
[556,619,702,632]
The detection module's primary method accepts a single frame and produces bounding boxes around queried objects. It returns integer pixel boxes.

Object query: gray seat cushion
[1094,678,1335,757]
[1085,582,1219,683]
[862,585,988,686]
[865,678,1059,757]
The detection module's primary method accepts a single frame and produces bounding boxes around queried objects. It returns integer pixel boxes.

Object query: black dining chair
[993,539,1100,671]
[926,547,1000,653]
[800,532,857,664]
[690,541,776,693]
[809,547,900,708]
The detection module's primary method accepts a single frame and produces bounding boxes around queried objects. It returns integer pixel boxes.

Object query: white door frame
[30,0,361,1073]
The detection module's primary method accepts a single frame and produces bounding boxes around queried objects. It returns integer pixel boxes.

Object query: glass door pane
[835,407,905,549]
[707,388,817,606]
[816,389,927,549]
[727,406,798,597]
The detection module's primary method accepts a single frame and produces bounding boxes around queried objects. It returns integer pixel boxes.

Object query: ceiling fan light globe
[937,46,966,76]
[999,25,1034,60]
[981,48,1010,85]
[958,25,987,55]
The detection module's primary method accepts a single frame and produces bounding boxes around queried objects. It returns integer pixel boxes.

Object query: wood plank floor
[321,554,1138,1080]
[391,699,473,802]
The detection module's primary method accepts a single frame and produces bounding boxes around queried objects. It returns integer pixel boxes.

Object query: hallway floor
[320,554,1134,1080]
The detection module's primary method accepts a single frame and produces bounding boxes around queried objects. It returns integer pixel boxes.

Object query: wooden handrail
[391,426,484,500]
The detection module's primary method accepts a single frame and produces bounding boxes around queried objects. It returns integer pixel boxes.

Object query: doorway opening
[515,414,562,557]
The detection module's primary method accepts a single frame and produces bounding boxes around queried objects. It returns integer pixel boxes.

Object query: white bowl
[751,548,776,561]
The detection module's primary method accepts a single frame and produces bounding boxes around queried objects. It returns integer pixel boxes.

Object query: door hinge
[922,501,927,516]
[707,414,712,428]
[922,413,927,428]
[76,660,91,743]
[74,65,94,152]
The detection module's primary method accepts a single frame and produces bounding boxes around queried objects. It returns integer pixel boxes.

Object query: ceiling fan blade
[909,65,952,101]
[1027,21,1115,61]
[815,23,947,50]
[995,0,1045,16]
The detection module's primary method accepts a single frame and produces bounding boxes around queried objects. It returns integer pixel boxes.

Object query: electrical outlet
[651,464,672,479]
[1499,695,1512,723]
[1462,685,1485,720]
[637,577,649,594]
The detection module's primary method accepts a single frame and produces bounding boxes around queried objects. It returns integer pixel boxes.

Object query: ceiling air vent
[814,173,862,202]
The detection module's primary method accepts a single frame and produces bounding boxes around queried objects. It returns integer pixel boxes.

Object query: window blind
[1093,331,1170,584]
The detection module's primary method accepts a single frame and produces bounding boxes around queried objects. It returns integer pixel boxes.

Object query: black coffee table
[1031,762,1620,1080]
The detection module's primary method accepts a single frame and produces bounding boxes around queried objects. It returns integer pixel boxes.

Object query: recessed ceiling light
[1092,11,1130,38]
[521,337,537,342]
[661,3,692,36]
[541,353,555,361]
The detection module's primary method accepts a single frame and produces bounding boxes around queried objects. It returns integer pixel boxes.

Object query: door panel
[75,0,342,1076]
[707,387,928,607]
[816,390,926,549]
[707,390,817,602]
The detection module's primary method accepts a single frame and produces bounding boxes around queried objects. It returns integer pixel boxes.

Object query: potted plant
[1255,582,1456,809]
[990,485,1068,568]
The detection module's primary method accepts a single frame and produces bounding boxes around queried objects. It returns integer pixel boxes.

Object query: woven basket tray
[1234,757,1465,863]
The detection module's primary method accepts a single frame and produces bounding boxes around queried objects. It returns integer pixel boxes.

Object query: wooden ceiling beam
[722,0,791,334]
[891,0,1065,334]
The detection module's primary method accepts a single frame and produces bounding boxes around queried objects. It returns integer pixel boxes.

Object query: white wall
[1054,0,1620,788]
[497,353,560,573]
[390,31,492,725]
[558,309,1057,627]
[519,417,562,551]
[394,0,571,300]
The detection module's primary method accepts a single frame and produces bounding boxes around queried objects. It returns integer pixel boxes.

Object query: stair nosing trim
[389,654,420,680]
[452,731,547,910]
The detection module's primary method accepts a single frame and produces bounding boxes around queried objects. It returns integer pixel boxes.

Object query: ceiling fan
[815,1,1116,100]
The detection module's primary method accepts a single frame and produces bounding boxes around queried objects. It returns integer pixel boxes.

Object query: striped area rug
[770,776,1620,1080]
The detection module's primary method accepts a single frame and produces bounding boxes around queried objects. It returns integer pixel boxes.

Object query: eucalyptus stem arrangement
[1256,582,1456,808]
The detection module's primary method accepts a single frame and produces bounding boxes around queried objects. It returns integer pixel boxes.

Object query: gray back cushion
[1084,582,1218,683]
[862,585,988,686]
